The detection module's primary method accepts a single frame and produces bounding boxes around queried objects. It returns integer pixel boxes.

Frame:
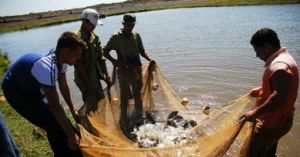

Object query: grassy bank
[112,0,300,11]
[0,52,53,156]
[174,0,300,7]
[0,16,79,33]
[0,0,299,33]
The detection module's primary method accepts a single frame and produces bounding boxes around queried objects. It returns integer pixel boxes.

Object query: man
[74,8,111,108]
[103,13,154,137]
[240,28,299,157]
[2,32,86,157]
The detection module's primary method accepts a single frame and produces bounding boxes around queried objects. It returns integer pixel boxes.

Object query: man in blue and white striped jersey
[2,32,86,157]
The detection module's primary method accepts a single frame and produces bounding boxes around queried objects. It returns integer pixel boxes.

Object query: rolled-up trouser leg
[249,117,293,157]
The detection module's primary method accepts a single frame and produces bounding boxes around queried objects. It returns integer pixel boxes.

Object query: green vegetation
[183,0,300,7]
[0,52,10,77]
[0,16,80,33]
[0,51,53,156]
[0,0,299,33]
[0,104,53,156]
[98,0,300,14]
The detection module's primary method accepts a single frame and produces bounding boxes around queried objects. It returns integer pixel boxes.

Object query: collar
[119,29,133,38]
[264,47,286,67]
[78,28,95,43]
[50,49,59,64]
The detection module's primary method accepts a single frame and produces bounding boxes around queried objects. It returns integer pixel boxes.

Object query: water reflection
[1,4,300,156]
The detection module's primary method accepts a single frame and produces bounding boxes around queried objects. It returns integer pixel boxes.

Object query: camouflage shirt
[74,28,106,93]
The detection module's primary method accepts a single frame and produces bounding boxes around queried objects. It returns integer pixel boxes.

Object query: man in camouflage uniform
[74,8,111,108]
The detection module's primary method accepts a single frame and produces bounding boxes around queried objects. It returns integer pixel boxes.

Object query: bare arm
[42,86,80,150]
[249,86,262,97]
[240,69,291,121]
[103,41,123,67]
[100,61,112,86]
[140,50,153,62]
[98,46,111,85]
[136,33,153,62]
[57,74,74,112]
[57,74,78,121]
[103,49,119,66]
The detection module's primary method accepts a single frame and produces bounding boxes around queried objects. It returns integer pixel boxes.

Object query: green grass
[0,52,53,156]
[188,0,300,6]
[0,52,10,78]
[0,16,80,33]
[0,0,299,33]
[94,0,300,19]
[0,103,53,157]
[122,0,300,11]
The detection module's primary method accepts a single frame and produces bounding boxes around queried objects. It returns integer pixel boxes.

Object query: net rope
[78,62,255,157]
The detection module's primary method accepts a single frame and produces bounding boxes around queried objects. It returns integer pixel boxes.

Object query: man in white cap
[74,8,111,110]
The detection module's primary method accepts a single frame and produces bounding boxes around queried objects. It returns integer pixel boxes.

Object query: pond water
[1,4,299,156]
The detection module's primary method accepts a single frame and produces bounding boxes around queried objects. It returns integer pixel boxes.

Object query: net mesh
[78,62,255,157]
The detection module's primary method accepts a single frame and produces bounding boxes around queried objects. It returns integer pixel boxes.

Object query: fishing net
[78,62,255,157]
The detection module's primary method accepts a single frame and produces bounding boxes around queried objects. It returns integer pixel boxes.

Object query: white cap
[81,8,102,26]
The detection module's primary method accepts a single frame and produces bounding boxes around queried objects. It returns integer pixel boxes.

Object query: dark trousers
[117,66,143,119]
[0,112,20,157]
[3,86,82,157]
[249,117,293,157]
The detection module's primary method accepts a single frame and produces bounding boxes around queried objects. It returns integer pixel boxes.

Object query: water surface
[1,4,300,156]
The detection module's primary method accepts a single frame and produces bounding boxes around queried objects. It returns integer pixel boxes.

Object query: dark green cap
[123,13,136,24]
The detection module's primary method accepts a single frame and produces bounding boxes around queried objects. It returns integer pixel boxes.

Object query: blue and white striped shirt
[31,50,67,88]
[2,49,68,99]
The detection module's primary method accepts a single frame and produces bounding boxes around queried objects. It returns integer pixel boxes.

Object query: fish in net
[78,62,255,157]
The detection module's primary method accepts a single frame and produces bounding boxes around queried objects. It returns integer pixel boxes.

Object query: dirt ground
[0,0,206,28]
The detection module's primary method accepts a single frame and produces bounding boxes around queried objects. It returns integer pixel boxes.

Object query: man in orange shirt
[240,28,299,156]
